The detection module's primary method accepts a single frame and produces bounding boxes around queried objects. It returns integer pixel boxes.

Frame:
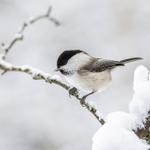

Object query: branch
[0,6,105,125]
[135,115,150,144]
[0,6,60,57]
[0,59,105,125]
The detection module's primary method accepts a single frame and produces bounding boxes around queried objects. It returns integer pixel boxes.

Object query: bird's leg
[80,91,95,105]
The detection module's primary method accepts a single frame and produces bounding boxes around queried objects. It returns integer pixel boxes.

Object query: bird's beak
[54,68,60,72]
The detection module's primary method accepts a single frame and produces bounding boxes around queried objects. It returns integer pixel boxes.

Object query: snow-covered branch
[130,66,150,143]
[92,66,150,150]
[0,59,105,125]
[0,7,105,125]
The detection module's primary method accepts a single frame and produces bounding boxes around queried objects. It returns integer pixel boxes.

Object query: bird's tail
[120,57,143,64]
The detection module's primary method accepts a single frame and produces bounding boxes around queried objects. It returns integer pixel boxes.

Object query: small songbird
[56,50,142,103]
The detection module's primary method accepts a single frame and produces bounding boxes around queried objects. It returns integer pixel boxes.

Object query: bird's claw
[80,96,86,106]
[69,87,78,98]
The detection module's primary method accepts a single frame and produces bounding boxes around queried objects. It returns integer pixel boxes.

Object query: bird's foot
[69,87,78,98]
[80,96,87,106]
[80,91,95,106]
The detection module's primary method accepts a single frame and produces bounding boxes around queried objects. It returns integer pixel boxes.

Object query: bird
[56,50,142,104]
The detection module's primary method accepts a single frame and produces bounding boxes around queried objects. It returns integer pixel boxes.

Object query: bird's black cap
[57,50,83,68]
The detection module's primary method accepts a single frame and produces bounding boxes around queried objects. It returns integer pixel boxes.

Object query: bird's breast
[65,70,112,92]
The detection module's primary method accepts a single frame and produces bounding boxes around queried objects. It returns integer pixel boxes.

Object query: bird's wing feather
[81,59,124,72]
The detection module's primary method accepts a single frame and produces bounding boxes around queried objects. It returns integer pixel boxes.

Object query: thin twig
[1,6,60,56]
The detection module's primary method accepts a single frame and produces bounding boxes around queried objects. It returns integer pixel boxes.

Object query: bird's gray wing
[82,59,124,72]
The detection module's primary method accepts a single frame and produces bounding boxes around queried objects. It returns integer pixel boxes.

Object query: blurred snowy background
[0,0,150,149]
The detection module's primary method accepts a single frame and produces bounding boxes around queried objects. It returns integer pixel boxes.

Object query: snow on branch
[92,112,149,150]
[92,66,150,150]
[0,7,105,125]
[130,66,150,143]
